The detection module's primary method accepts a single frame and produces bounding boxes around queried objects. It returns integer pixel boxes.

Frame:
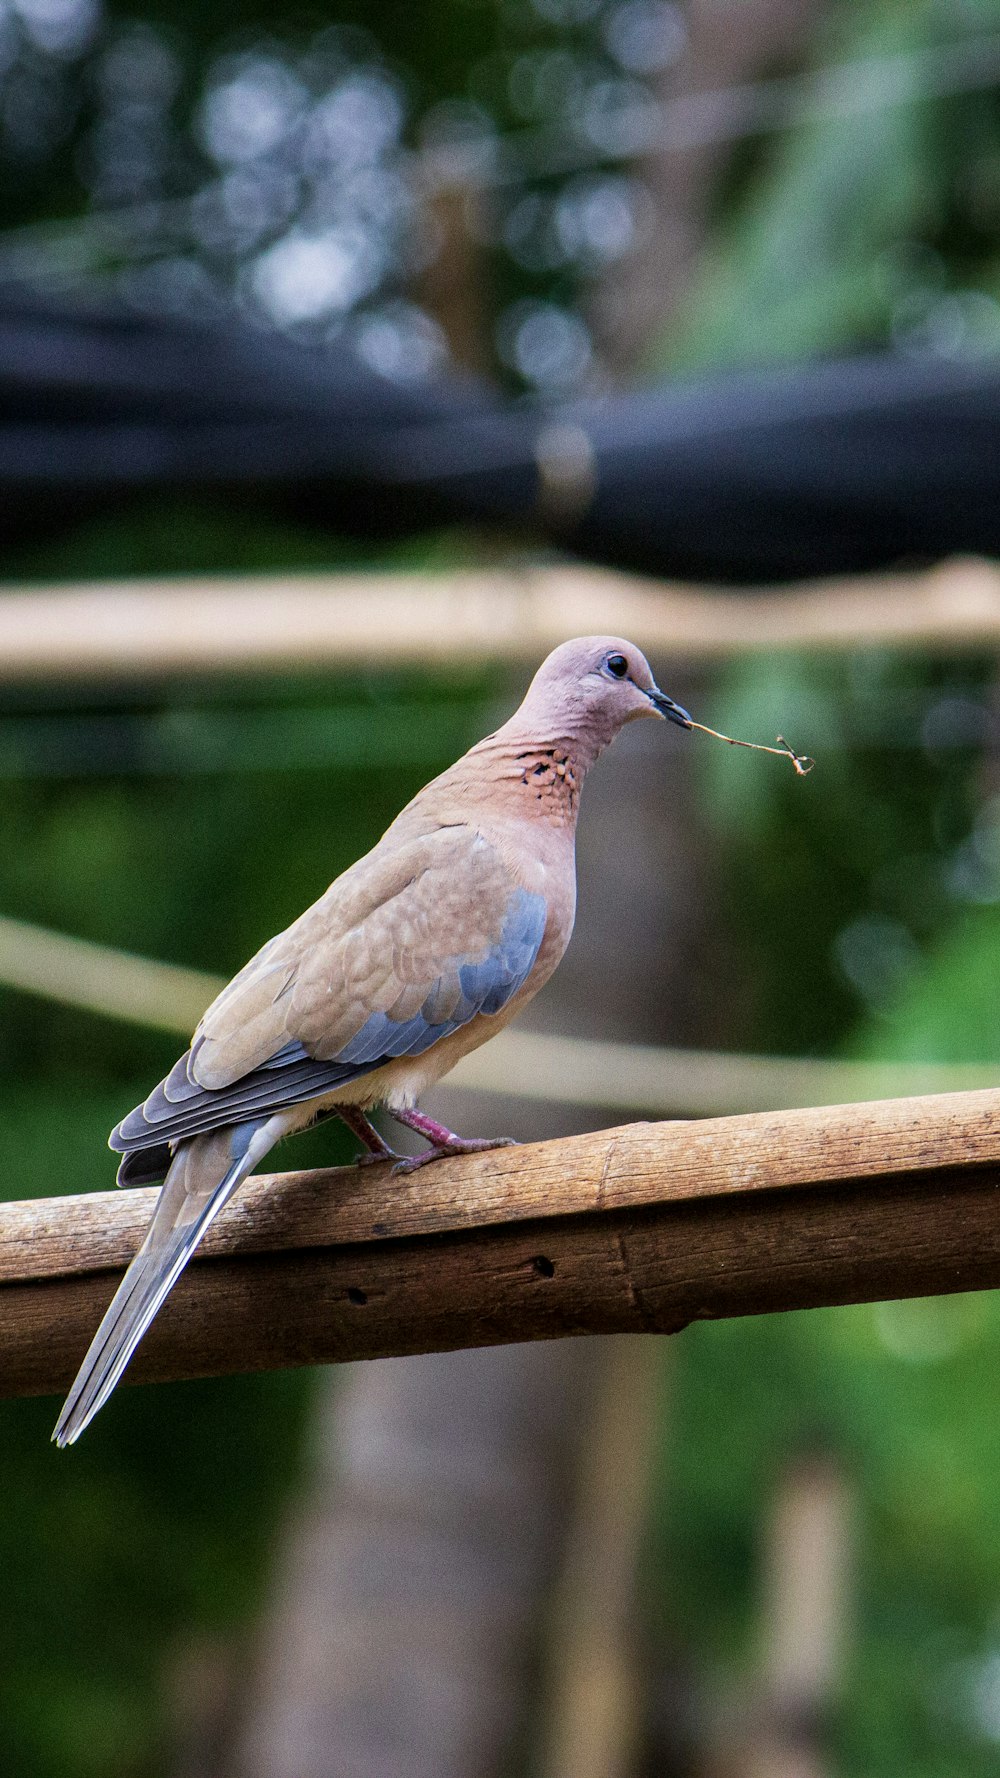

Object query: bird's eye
[605,653,629,679]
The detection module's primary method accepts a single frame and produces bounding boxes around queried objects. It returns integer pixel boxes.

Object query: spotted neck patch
[516,747,580,819]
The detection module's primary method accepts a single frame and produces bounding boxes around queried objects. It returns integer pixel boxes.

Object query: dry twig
[688,720,815,775]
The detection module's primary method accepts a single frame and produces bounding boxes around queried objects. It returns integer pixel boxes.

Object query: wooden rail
[2,557,1000,682]
[6,1088,1000,1403]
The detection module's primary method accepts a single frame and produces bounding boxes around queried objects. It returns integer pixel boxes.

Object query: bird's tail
[52,1119,275,1447]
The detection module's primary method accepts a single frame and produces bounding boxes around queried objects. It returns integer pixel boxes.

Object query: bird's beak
[646,686,692,728]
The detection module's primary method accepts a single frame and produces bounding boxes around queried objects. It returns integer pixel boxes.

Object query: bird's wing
[110,825,547,1160]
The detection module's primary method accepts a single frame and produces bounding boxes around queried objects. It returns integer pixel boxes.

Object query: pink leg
[387,1105,516,1174]
[337,1104,406,1166]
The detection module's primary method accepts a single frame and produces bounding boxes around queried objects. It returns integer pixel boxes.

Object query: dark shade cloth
[2,285,998,583]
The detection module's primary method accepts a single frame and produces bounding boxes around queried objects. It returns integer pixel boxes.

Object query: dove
[53,636,691,1445]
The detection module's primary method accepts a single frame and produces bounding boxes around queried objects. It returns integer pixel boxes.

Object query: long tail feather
[53,1119,276,1447]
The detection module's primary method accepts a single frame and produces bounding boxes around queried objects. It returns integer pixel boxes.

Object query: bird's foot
[387,1106,516,1173]
[356,1145,408,1168]
[391,1136,517,1176]
[336,1105,406,1167]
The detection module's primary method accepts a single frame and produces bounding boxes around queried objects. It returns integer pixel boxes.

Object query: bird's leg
[336,1104,407,1167]
[386,1105,516,1174]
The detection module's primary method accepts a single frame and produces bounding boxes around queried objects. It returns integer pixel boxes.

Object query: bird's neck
[454,714,611,831]
[502,738,583,826]
[483,700,616,779]
[392,707,616,844]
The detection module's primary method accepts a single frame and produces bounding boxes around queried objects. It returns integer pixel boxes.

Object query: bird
[53,636,691,1445]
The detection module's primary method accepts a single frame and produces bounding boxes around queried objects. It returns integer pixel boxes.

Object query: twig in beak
[688,721,814,776]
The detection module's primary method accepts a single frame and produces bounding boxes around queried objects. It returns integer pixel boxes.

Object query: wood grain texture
[5,1089,1000,1401]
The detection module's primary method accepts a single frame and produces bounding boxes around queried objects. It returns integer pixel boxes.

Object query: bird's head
[521,636,691,750]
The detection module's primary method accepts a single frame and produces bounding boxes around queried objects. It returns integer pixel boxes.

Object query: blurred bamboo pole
[706,1457,852,1778]
[537,1336,667,1778]
[451,1031,1000,1118]
[758,1458,851,1747]
[1,913,997,1116]
[1,557,1000,682]
[0,913,220,1035]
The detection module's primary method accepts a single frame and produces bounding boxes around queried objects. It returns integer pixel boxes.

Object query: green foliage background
[640,4,1000,1767]
[3,0,1000,1773]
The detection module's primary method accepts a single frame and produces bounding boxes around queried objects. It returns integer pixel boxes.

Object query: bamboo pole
[2,557,1000,683]
[0,913,220,1036]
[6,1088,1000,1403]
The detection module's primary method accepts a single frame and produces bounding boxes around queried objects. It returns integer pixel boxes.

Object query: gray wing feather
[112,1053,360,1151]
[110,888,546,1163]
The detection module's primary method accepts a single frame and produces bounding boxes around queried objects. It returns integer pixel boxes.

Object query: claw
[390,1135,517,1175]
[391,1151,442,1175]
[355,1146,406,1167]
